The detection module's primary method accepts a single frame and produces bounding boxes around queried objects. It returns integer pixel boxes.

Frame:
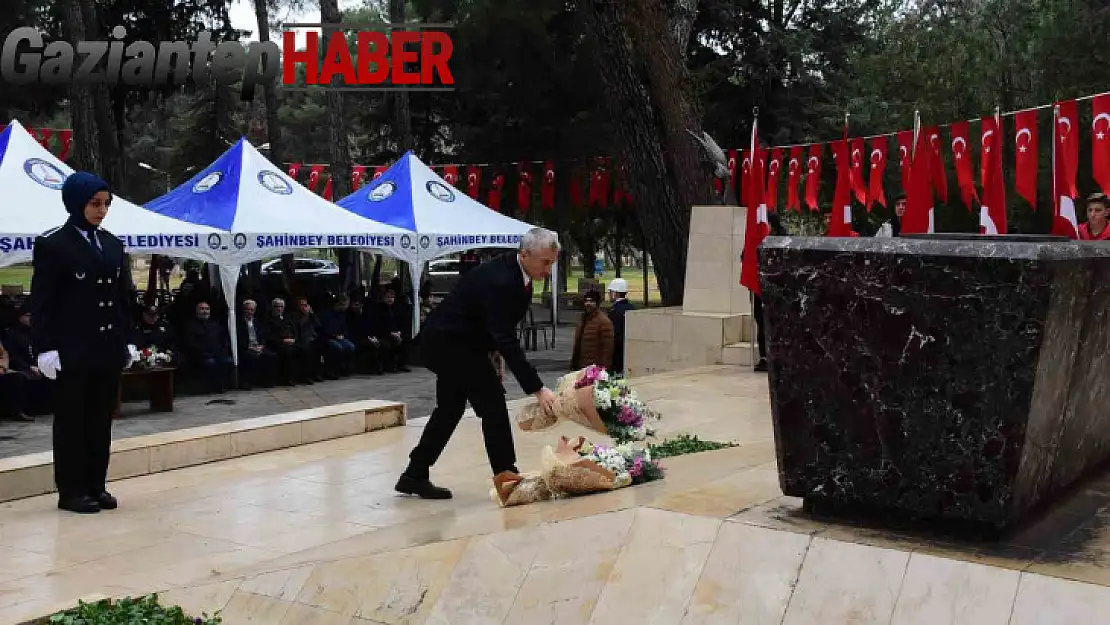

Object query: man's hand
[534,387,557,416]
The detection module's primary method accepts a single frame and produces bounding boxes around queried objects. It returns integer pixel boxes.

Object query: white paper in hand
[37,351,61,380]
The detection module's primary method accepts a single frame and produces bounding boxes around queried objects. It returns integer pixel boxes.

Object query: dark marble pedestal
[759,234,1110,531]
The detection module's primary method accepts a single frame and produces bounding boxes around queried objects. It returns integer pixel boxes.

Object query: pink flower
[630,457,644,477]
[618,405,638,425]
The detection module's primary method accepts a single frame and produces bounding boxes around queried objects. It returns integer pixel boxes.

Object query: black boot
[395,474,452,499]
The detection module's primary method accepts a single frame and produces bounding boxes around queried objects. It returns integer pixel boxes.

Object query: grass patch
[648,434,738,459]
[27,595,220,625]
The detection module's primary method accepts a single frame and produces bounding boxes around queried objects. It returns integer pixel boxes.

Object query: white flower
[593,386,612,409]
[598,369,610,382]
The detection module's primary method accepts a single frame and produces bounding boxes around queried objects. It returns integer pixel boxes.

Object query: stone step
[722,342,755,366]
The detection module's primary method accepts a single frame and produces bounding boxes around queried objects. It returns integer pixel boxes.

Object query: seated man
[135,303,175,357]
[319,295,356,377]
[236,299,277,389]
[294,297,326,381]
[184,300,234,392]
[371,288,411,373]
[0,340,32,422]
[347,297,382,374]
[266,297,310,385]
[2,304,54,415]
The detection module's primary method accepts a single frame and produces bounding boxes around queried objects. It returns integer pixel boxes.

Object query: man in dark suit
[30,172,139,514]
[397,228,560,499]
[606,278,635,374]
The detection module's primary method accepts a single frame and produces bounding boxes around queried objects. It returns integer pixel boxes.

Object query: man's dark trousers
[53,365,120,500]
[406,342,516,478]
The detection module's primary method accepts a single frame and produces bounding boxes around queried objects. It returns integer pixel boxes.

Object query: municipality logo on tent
[193,171,222,193]
[23,158,66,189]
[257,170,292,195]
[426,180,455,202]
[368,181,396,201]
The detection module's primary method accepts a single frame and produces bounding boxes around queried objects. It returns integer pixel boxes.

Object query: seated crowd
[0,277,420,422]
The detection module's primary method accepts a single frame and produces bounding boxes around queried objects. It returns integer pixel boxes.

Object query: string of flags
[736,89,1110,240]
[2,127,75,161]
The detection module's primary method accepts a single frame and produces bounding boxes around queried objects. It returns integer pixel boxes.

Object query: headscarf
[61,171,111,232]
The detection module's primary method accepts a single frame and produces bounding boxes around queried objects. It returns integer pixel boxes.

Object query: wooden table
[112,366,176,419]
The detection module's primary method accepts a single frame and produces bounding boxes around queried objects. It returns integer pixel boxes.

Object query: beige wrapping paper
[492,437,619,507]
[515,369,608,435]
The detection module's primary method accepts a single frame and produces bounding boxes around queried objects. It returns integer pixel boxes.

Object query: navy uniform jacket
[420,252,542,394]
[608,299,635,372]
[29,223,136,370]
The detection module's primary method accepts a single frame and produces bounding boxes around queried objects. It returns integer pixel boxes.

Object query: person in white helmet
[606,277,635,373]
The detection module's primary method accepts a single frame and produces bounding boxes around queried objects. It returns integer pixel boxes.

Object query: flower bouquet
[129,346,173,370]
[491,436,665,507]
[515,365,661,444]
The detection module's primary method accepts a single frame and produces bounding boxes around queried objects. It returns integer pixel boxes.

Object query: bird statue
[687,129,732,204]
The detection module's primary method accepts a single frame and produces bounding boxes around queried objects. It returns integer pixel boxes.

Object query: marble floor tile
[215,590,296,623]
[888,552,1020,625]
[780,536,910,625]
[1009,571,1110,625]
[350,539,469,623]
[237,564,315,602]
[588,508,722,624]
[156,578,242,621]
[503,510,637,625]
[681,522,811,625]
[648,464,782,519]
[424,526,545,625]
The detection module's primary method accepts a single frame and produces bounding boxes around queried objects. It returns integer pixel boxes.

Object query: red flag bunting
[727,149,738,200]
[517,163,533,212]
[980,114,1007,234]
[897,130,913,194]
[372,166,387,181]
[307,165,324,191]
[786,146,803,211]
[58,129,73,160]
[949,122,978,210]
[465,166,481,199]
[589,160,610,208]
[442,165,459,187]
[489,171,505,211]
[351,165,367,190]
[1092,95,1110,196]
[287,163,301,180]
[1013,110,1038,208]
[849,137,868,206]
[866,136,888,210]
[828,138,853,236]
[1053,101,1079,238]
[322,176,333,200]
[541,160,556,209]
[765,148,783,211]
[804,144,822,211]
[925,126,948,203]
[739,117,769,295]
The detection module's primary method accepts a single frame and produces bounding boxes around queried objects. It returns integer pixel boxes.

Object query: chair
[519,306,551,351]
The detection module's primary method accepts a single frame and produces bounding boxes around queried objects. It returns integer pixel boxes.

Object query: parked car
[426,258,460,294]
[260,257,339,278]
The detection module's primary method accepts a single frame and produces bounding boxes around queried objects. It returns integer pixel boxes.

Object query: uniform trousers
[53,366,120,499]
[406,345,517,478]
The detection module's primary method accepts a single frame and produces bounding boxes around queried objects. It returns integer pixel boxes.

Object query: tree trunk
[320,0,356,292]
[61,0,100,175]
[76,0,124,188]
[577,0,708,305]
[390,0,413,154]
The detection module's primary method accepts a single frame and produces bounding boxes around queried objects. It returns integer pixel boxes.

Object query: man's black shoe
[58,496,100,514]
[395,475,452,499]
[754,358,768,372]
[94,492,118,510]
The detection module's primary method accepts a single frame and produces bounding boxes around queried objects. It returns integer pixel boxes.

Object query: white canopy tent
[335,152,558,334]
[0,120,223,268]
[144,138,410,362]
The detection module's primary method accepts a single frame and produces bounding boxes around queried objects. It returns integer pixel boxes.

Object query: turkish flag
[1053,100,1079,238]
[307,165,324,191]
[287,163,301,180]
[980,114,1007,235]
[589,161,610,208]
[442,165,459,188]
[727,149,738,199]
[1014,110,1038,207]
[517,163,533,212]
[35,128,53,151]
[739,119,769,296]
[866,136,888,210]
[949,121,979,210]
[372,166,387,181]
[1092,94,1110,195]
[925,126,948,203]
[351,165,366,190]
[828,139,853,236]
[904,128,934,235]
[897,130,913,194]
[849,137,868,205]
[765,148,783,210]
[465,166,481,199]
[739,150,752,207]
[322,177,333,200]
[804,144,822,211]
[786,146,803,211]
[541,160,556,209]
[489,172,504,211]
[58,129,73,161]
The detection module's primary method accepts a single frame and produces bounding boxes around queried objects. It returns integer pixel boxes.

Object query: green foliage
[648,434,738,459]
[41,594,220,625]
